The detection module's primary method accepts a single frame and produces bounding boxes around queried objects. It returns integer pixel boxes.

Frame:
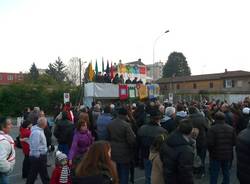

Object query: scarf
[59,165,70,183]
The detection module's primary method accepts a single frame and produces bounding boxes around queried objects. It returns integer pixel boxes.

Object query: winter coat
[107,117,136,164]
[137,122,167,159]
[236,123,250,183]
[0,131,15,174]
[20,127,31,155]
[96,113,113,140]
[149,151,164,184]
[50,164,72,184]
[160,130,194,184]
[207,120,236,161]
[29,125,47,157]
[237,114,250,133]
[54,119,74,146]
[189,113,208,149]
[68,130,93,161]
[161,116,176,134]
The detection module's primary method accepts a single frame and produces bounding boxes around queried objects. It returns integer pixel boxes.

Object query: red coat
[50,165,72,184]
[20,127,31,155]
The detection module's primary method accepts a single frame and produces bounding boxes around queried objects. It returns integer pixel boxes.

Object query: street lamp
[153,30,169,81]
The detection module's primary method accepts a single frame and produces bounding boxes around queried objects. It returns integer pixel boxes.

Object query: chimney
[225,69,228,73]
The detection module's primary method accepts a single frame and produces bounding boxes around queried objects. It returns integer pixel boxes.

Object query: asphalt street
[9,126,240,184]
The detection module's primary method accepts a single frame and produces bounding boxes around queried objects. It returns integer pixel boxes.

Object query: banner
[128,86,136,98]
[138,85,148,100]
[119,85,129,100]
[64,93,70,103]
[148,85,155,99]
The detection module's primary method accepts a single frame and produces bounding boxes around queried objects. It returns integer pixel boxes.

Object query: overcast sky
[0,0,250,75]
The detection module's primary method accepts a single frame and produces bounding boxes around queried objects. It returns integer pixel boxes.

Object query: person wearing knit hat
[50,151,72,184]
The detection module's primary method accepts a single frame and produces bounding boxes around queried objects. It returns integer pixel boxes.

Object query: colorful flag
[106,60,110,74]
[95,59,98,77]
[102,57,104,73]
[88,62,94,81]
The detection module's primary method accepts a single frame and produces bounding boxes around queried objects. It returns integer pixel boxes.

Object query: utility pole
[79,58,82,86]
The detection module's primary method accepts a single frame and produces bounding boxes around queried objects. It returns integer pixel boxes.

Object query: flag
[88,62,94,81]
[106,60,110,74]
[95,59,98,77]
[102,57,104,73]
[110,62,114,79]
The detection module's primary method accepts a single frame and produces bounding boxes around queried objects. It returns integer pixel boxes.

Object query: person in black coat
[54,111,74,155]
[236,122,250,184]
[160,119,194,184]
[137,108,167,184]
[188,106,209,176]
[207,111,236,184]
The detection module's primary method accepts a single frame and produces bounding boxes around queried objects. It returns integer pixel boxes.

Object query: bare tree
[67,57,80,85]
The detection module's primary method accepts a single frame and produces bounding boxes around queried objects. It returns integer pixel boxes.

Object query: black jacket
[207,120,236,160]
[137,122,167,159]
[189,113,208,148]
[160,130,194,184]
[236,123,250,183]
[107,117,136,163]
[54,119,74,145]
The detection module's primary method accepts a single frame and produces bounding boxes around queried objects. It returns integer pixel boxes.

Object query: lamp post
[153,30,169,81]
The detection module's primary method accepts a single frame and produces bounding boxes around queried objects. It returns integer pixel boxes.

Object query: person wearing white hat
[237,107,250,133]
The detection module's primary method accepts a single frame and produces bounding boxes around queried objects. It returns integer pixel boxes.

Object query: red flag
[110,62,114,79]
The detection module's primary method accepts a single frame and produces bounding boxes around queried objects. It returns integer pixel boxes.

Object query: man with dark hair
[0,117,15,184]
[160,119,194,184]
[96,105,113,140]
[207,111,236,184]
[107,107,136,184]
[138,108,167,184]
[53,111,74,155]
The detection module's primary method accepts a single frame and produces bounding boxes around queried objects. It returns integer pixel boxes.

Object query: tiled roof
[126,60,145,66]
[156,70,250,83]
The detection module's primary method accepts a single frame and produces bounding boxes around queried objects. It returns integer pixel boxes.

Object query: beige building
[156,70,250,103]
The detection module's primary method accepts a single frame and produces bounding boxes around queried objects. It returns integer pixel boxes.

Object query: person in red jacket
[50,151,72,184]
[20,120,32,178]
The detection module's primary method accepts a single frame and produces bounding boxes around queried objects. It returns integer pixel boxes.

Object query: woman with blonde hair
[74,141,119,184]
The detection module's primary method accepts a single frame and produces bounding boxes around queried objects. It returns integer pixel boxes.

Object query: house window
[237,80,243,87]
[224,80,234,88]
[193,83,197,89]
[209,82,213,88]
[177,84,180,89]
[0,74,2,80]
[7,74,13,80]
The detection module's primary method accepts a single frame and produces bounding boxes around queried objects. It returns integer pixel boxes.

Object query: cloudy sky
[0,0,250,75]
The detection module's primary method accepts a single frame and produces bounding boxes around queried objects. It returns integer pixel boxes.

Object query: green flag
[102,57,104,73]
[95,59,98,77]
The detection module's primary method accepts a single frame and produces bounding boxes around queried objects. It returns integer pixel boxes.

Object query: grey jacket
[107,117,136,163]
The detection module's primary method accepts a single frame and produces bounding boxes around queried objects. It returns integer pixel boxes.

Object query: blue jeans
[0,173,9,184]
[58,144,69,156]
[209,159,230,184]
[116,163,130,184]
[144,159,152,184]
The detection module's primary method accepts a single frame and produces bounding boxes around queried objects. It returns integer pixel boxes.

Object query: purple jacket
[68,129,93,160]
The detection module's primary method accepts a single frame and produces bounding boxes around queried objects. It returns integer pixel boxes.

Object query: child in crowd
[149,134,167,184]
[50,151,72,184]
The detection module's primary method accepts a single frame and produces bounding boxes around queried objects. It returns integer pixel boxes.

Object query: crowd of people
[94,72,144,85]
[1,97,250,184]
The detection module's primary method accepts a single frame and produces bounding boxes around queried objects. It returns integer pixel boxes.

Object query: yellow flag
[88,62,94,81]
